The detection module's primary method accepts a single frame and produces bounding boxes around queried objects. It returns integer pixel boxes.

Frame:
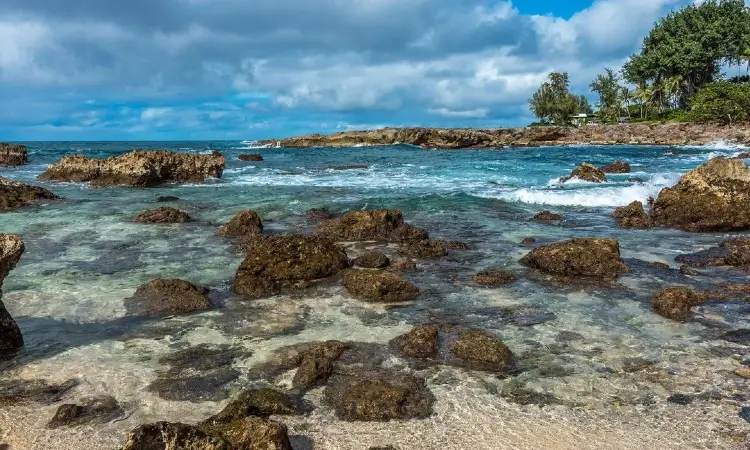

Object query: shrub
[689,81,750,125]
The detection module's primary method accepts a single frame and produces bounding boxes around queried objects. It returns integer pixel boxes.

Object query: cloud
[0,0,696,140]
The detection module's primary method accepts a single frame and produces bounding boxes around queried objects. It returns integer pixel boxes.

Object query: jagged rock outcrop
[601,161,631,173]
[133,207,192,223]
[126,279,212,316]
[0,177,60,212]
[293,340,347,390]
[652,287,707,322]
[520,238,629,280]
[561,163,607,183]
[318,210,428,243]
[239,154,264,162]
[217,210,263,238]
[613,201,651,229]
[0,234,24,352]
[342,269,420,303]
[651,157,750,231]
[0,143,28,166]
[531,211,563,222]
[39,150,225,187]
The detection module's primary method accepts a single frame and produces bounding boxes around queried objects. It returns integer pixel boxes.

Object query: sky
[0,0,703,141]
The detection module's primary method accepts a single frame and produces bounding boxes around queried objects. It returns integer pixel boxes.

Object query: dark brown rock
[293,341,347,390]
[239,154,264,162]
[613,201,651,229]
[732,152,750,160]
[47,396,122,429]
[472,270,516,286]
[39,150,225,187]
[519,238,629,280]
[680,265,699,276]
[233,235,349,299]
[0,177,60,212]
[217,210,263,238]
[318,210,428,243]
[128,279,212,316]
[121,422,230,450]
[202,389,297,426]
[156,195,180,202]
[439,240,470,250]
[353,252,390,269]
[306,208,335,221]
[676,238,750,267]
[342,269,420,303]
[0,234,24,352]
[521,237,536,246]
[327,164,369,170]
[399,240,447,258]
[651,157,750,231]
[531,211,563,222]
[561,163,607,183]
[133,207,192,223]
[0,143,28,166]
[203,417,292,450]
[601,161,631,173]
[450,329,512,372]
[325,373,434,421]
[653,286,707,322]
[389,258,417,272]
[391,326,438,358]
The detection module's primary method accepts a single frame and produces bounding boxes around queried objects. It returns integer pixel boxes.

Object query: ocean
[1,140,749,449]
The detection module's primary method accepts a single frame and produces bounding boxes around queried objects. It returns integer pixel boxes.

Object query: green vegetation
[528,0,750,126]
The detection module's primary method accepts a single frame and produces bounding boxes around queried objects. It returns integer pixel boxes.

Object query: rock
[156,195,180,202]
[521,237,536,246]
[439,240,470,250]
[723,238,750,266]
[449,329,512,372]
[561,163,607,183]
[217,210,263,238]
[651,262,671,270]
[133,207,193,223]
[318,210,428,243]
[47,396,122,428]
[202,389,297,426]
[121,422,230,450]
[239,154,264,162]
[733,368,750,379]
[203,417,292,450]
[666,394,693,405]
[601,161,631,173]
[651,157,750,231]
[676,238,750,267]
[720,329,750,345]
[342,269,420,303]
[679,265,699,276]
[391,326,438,358]
[732,152,750,159]
[233,235,349,299]
[740,407,750,423]
[39,150,225,187]
[293,341,347,390]
[0,379,78,407]
[127,279,212,316]
[0,234,24,352]
[653,287,707,322]
[353,252,390,269]
[399,240,447,258]
[306,208,335,221]
[0,143,28,166]
[389,258,417,272]
[531,211,563,222]
[613,201,651,229]
[0,177,60,212]
[327,164,370,170]
[325,373,434,421]
[519,238,629,280]
[472,270,516,286]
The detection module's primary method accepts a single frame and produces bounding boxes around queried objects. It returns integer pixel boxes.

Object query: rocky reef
[38,150,225,187]
[0,177,60,212]
[0,234,24,352]
[259,123,750,149]
[0,143,28,166]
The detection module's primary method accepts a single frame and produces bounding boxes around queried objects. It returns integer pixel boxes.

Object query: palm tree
[634,84,653,119]
[663,76,683,110]
[620,86,633,119]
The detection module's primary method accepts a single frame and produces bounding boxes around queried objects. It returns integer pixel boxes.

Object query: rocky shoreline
[259,123,750,149]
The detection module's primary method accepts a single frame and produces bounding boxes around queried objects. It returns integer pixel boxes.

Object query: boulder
[519,238,629,280]
[318,210,428,243]
[47,396,122,429]
[0,143,28,166]
[399,240,447,258]
[389,258,417,272]
[127,279,212,316]
[0,177,60,212]
[234,235,349,299]
[676,238,750,267]
[650,157,750,231]
[121,422,230,450]
[342,269,420,303]
[449,330,512,372]
[561,163,607,183]
[613,201,651,229]
[653,287,707,322]
[521,237,537,246]
[391,326,438,358]
[133,207,192,223]
[732,152,750,160]
[293,340,347,390]
[39,150,225,187]
[0,235,24,352]
[353,252,390,269]
[202,417,292,450]
[531,211,563,222]
[601,161,631,173]
[325,373,434,421]
[239,154,264,162]
[472,270,516,286]
[202,389,297,426]
[217,210,263,238]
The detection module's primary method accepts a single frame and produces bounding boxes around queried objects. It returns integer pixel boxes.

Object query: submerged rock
[0,143,28,166]
[325,373,434,421]
[519,238,629,280]
[531,211,563,222]
[239,154,264,162]
[217,210,263,238]
[521,237,537,246]
[353,251,390,269]
[202,389,297,426]
[399,240,447,258]
[127,278,212,316]
[156,195,180,202]
[133,207,193,223]
[676,238,750,267]
[613,201,651,229]
[0,234,24,352]
[720,329,750,345]
[651,157,750,231]
[39,150,225,187]
[293,340,347,390]
[733,152,750,160]
[652,287,707,322]
[47,396,122,429]
[561,163,607,183]
[318,209,428,243]
[601,161,631,173]
[306,208,335,221]
[391,325,438,359]
[0,177,60,212]
[342,269,420,303]
[472,270,517,286]
[449,329,512,372]
[121,422,230,450]
[202,416,292,450]
[389,257,417,272]
[0,378,78,406]
[233,235,349,299]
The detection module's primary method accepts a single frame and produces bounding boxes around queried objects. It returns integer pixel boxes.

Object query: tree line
[529,0,750,126]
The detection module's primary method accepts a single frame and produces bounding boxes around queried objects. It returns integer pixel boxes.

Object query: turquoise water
[1,141,749,449]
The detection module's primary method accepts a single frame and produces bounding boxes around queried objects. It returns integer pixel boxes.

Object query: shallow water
[1,141,750,449]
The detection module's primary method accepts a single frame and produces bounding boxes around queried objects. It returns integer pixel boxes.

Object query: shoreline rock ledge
[0,234,25,352]
[0,143,28,166]
[38,150,225,187]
